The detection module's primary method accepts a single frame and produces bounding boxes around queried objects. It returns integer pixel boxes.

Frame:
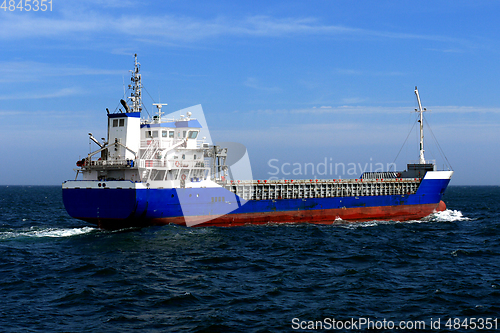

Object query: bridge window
[188,131,198,139]
[167,169,179,180]
[156,170,166,180]
[151,169,166,181]
[152,131,158,138]
[163,130,174,138]
[119,119,125,127]
[113,119,118,127]
[146,131,152,138]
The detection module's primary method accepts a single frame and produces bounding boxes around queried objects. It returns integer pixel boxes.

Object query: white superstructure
[74,54,228,189]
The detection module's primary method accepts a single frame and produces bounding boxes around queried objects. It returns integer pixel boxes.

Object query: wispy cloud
[244,77,282,93]
[275,106,405,115]
[0,13,102,40]
[244,105,500,116]
[0,61,124,82]
[431,106,500,114]
[334,68,406,76]
[341,98,365,104]
[425,48,466,53]
[0,110,25,116]
[0,11,474,49]
[76,0,135,8]
[215,114,500,149]
[0,87,82,100]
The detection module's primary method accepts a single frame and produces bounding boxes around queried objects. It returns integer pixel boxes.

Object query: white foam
[339,220,384,229]
[431,209,469,222]
[0,227,96,240]
[26,227,96,238]
[337,209,469,229]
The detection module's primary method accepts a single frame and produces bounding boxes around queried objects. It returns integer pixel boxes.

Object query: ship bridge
[140,118,202,150]
[137,109,211,188]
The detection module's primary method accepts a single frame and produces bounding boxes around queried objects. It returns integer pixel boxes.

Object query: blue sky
[1,0,499,185]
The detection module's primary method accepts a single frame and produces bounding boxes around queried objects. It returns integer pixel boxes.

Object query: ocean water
[1,186,499,332]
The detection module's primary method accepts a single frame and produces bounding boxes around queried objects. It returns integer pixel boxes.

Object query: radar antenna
[152,103,168,122]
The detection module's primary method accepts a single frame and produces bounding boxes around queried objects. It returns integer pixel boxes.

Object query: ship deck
[221,178,421,201]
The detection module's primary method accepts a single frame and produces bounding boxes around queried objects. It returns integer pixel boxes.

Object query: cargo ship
[62,55,453,229]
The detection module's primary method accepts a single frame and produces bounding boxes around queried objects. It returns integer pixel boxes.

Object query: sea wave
[0,226,96,240]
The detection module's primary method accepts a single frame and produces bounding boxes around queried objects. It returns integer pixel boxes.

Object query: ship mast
[129,54,142,113]
[414,86,426,164]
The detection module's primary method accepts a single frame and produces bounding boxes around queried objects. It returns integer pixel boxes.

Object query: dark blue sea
[1,186,499,332]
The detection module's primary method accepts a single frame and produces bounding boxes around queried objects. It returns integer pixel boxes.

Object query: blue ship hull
[62,176,451,228]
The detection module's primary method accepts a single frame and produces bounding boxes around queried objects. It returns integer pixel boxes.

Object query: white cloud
[243,77,282,93]
[341,98,365,104]
[432,106,500,113]
[0,87,82,100]
[0,11,474,48]
[215,121,403,149]
[214,115,499,153]
[251,105,500,115]
[0,61,124,82]
[0,110,25,116]
[77,0,135,8]
[334,68,406,76]
[0,13,103,39]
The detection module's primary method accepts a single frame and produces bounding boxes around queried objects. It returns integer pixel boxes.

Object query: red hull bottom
[89,201,447,229]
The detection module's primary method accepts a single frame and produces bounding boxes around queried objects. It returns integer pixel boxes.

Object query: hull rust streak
[81,201,447,229]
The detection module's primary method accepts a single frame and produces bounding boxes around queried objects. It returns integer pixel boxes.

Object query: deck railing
[222,178,422,200]
[138,159,207,169]
[86,159,136,168]
[140,139,206,149]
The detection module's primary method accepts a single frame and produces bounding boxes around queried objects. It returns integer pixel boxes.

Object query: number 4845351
[1,0,52,11]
